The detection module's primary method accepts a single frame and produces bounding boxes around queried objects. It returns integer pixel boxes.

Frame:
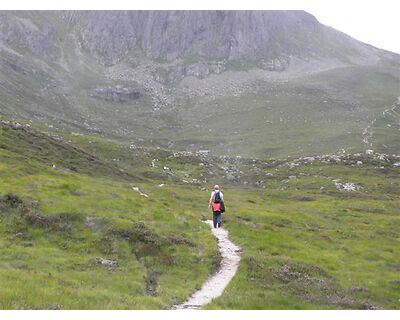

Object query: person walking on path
[209,184,225,228]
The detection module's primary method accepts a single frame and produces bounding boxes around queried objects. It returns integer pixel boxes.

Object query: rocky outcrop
[89,86,142,102]
[152,60,227,84]
[0,10,390,70]
[0,12,58,58]
[70,10,369,66]
[258,56,291,71]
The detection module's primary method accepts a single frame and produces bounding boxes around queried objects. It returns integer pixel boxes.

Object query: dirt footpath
[173,220,242,309]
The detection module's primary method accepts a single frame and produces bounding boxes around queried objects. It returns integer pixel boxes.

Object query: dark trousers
[213,211,222,228]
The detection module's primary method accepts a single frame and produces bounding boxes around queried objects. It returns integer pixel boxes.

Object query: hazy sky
[6,0,400,54]
[300,0,400,54]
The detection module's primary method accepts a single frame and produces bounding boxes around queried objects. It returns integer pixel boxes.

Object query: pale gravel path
[173,220,242,310]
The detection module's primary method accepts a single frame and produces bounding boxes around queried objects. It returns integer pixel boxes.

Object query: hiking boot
[218,222,221,228]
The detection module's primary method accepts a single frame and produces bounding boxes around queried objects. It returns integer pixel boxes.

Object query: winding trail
[362,101,400,149]
[173,220,242,310]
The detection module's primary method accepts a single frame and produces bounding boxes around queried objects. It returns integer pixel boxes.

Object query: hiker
[209,184,225,228]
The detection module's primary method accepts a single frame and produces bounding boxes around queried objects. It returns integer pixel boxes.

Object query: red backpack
[212,191,222,212]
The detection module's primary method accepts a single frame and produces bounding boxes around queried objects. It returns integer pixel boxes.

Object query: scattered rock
[258,56,290,71]
[95,257,117,268]
[14,232,25,237]
[85,216,96,229]
[198,150,210,156]
[186,61,210,78]
[132,186,149,198]
[332,180,362,192]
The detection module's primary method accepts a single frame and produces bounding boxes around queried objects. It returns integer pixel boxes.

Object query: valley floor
[0,120,399,309]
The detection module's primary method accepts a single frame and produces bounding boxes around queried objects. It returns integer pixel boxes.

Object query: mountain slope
[0,10,399,157]
[67,10,380,65]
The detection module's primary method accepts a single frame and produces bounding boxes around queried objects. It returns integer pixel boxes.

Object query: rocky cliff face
[67,10,373,66]
[0,10,386,68]
[0,12,58,58]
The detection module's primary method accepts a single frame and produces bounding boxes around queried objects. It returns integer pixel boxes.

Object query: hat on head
[213,184,219,190]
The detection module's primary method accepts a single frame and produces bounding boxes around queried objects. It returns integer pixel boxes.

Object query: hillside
[0,120,218,309]
[0,10,399,310]
[0,10,399,157]
[0,120,399,309]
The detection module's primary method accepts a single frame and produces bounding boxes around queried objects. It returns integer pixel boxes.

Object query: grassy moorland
[0,122,217,309]
[0,120,399,309]
[207,163,400,309]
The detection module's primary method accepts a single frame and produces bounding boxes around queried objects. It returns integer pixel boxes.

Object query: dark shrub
[0,193,23,210]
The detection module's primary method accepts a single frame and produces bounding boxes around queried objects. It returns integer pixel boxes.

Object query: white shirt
[211,190,224,202]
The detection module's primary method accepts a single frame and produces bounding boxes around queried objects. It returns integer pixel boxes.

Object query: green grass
[0,175,217,309]
[206,161,400,309]
[0,122,217,309]
[0,120,399,309]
